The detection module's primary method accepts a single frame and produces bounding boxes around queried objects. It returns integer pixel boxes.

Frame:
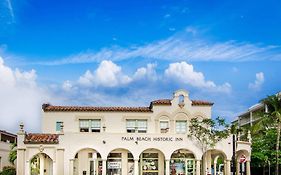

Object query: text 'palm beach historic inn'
[16,90,251,175]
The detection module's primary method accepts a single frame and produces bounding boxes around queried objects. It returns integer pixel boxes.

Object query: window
[160,121,169,133]
[179,95,184,104]
[79,119,101,132]
[176,120,187,134]
[79,120,90,132]
[56,121,63,131]
[126,119,147,133]
[91,120,101,132]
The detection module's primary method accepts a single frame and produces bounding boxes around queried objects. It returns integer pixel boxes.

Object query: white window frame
[56,121,63,132]
[159,120,169,133]
[79,119,101,132]
[126,119,147,133]
[175,120,187,134]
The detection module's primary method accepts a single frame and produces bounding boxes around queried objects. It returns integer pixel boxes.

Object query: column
[56,149,65,175]
[214,162,217,175]
[236,162,240,175]
[225,160,231,175]
[53,161,57,175]
[102,159,107,175]
[134,159,139,175]
[246,161,251,175]
[69,159,74,175]
[122,152,128,175]
[25,161,30,175]
[165,159,170,175]
[39,154,45,175]
[196,160,201,175]
[202,154,206,174]
[206,152,212,174]
[16,148,25,175]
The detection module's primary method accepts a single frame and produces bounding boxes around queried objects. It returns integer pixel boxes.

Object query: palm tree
[261,95,281,175]
[9,142,17,165]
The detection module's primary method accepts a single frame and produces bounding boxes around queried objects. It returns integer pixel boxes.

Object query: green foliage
[251,128,279,167]
[250,94,281,174]
[8,143,17,165]
[188,116,230,150]
[0,166,16,175]
[30,156,40,175]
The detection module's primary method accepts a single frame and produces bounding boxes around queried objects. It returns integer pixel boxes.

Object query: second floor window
[126,119,147,133]
[56,121,63,131]
[79,119,101,132]
[176,120,187,134]
[160,121,169,133]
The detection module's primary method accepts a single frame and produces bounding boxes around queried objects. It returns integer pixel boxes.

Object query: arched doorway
[236,150,250,175]
[30,153,53,175]
[139,148,165,175]
[73,148,102,175]
[202,150,227,175]
[106,148,134,175]
[170,149,196,175]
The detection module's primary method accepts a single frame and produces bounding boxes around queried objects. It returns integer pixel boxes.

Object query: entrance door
[90,160,95,175]
[185,159,195,175]
[141,153,159,175]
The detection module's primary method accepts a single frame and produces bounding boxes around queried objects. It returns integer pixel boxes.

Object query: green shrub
[0,166,16,175]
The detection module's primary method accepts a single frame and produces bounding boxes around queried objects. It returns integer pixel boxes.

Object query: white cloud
[37,33,280,66]
[133,63,158,81]
[62,80,75,92]
[0,56,51,132]
[78,60,132,87]
[5,0,15,22]
[164,61,231,93]
[248,72,264,91]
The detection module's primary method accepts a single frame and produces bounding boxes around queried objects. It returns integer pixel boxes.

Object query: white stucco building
[17,89,251,175]
[0,130,17,171]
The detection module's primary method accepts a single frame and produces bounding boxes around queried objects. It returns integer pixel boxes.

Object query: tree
[8,143,17,165]
[188,116,230,151]
[0,166,16,175]
[251,128,277,175]
[261,95,281,175]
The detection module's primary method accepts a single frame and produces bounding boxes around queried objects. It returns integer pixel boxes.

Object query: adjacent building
[17,89,252,175]
[0,130,17,171]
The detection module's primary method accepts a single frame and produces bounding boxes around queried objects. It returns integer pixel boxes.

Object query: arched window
[159,117,169,133]
[179,95,184,104]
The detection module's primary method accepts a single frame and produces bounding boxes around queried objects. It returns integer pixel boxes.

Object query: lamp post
[232,134,236,175]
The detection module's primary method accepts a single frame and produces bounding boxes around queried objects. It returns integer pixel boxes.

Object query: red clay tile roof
[42,98,213,112]
[151,99,214,106]
[151,99,172,105]
[191,100,214,106]
[24,133,59,144]
[42,104,152,112]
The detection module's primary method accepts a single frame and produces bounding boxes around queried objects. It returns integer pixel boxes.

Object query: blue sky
[0,0,281,132]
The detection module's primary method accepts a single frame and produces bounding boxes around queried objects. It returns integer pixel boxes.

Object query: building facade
[234,91,281,128]
[17,90,251,175]
[0,130,17,171]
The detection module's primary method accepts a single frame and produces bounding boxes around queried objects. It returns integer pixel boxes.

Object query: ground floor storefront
[17,133,252,175]
[24,148,251,175]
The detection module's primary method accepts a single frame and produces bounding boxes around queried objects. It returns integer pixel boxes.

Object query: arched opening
[179,95,185,104]
[139,148,165,175]
[236,150,250,175]
[159,116,170,133]
[30,153,53,175]
[73,148,102,175]
[202,150,227,175]
[170,149,196,175]
[106,148,134,175]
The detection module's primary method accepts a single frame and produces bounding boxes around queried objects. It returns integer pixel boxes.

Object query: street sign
[239,155,246,163]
